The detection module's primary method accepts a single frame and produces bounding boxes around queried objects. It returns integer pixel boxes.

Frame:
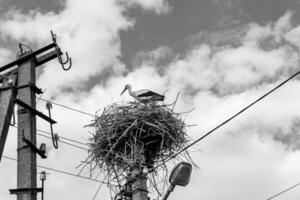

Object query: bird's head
[120,84,130,95]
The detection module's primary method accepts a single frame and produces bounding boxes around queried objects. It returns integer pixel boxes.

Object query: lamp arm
[161,184,175,200]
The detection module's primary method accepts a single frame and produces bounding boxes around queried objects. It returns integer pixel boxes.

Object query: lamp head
[169,162,192,187]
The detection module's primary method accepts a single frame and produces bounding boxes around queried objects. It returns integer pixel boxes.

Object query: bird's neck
[127,85,132,93]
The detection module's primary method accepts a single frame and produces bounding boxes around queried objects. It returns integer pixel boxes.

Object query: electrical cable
[92,174,108,200]
[37,133,88,151]
[266,182,300,200]
[36,128,89,146]
[11,125,89,147]
[37,129,89,146]
[37,97,96,118]
[2,155,112,185]
[150,68,300,172]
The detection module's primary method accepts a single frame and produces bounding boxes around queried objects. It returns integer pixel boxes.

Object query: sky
[1,0,300,199]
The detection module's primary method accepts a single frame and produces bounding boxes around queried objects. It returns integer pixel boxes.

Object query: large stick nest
[87,101,190,174]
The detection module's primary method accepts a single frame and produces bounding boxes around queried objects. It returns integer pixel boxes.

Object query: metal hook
[46,101,59,149]
[50,30,72,71]
[59,51,72,71]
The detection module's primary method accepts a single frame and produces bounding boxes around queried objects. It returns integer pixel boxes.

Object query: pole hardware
[15,99,57,124]
[17,43,33,58]
[39,171,47,200]
[0,31,72,74]
[46,101,59,149]
[18,132,47,159]
[9,187,43,195]
[0,43,56,73]
[0,75,17,162]
[0,82,42,95]
[50,30,72,71]
[161,162,192,200]
[17,82,43,94]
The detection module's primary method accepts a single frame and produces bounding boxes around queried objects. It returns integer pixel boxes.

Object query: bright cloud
[124,0,171,14]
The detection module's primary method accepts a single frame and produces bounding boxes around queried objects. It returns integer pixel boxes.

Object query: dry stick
[111,165,122,189]
[76,156,91,176]
[175,107,196,115]
[100,119,137,168]
[172,91,181,110]
[110,164,130,183]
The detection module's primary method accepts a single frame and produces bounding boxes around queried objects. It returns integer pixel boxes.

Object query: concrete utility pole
[0,76,16,161]
[0,31,71,200]
[131,143,148,200]
[16,55,37,200]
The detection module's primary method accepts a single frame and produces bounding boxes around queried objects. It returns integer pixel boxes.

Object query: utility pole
[0,75,16,161]
[131,143,148,200]
[0,31,71,200]
[16,53,37,200]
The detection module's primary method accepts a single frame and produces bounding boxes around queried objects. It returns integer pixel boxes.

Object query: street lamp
[162,162,192,200]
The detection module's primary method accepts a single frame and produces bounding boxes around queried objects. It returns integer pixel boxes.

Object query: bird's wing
[137,90,162,97]
[134,89,150,96]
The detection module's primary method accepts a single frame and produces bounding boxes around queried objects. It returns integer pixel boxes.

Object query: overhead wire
[150,67,300,172]
[37,133,88,151]
[92,174,109,200]
[266,182,300,200]
[11,125,89,150]
[37,97,96,118]
[2,155,112,185]
[36,128,89,146]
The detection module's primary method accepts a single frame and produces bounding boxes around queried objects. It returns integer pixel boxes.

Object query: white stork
[120,84,165,103]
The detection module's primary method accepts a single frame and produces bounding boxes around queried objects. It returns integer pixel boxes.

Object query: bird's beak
[120,87,127,95]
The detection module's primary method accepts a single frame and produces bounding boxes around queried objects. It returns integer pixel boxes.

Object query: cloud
[0,0,169,97]
[123,0,171,14]
[132,10,300,151]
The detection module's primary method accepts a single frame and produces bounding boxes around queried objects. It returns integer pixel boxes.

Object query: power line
[37,133,89,151]
[11,125,89,148]
[151,68,300,171]
[36,128,89,147]
[38,97,96,118]
[92,174,108,200]
[2,155,112,185]
[266,182,300,199]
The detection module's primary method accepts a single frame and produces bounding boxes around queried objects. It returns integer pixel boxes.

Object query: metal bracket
[17,144,30,152]
[0,83,42,94]
[15,99,57,124]
[21,134,47,159]
[17,82,43,94]
[9,187,43,195]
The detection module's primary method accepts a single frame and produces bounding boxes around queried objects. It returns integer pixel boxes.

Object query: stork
[120,84,165,103]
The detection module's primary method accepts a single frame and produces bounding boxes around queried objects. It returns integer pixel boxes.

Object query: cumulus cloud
[132,10,300,151]
[123,0,171,14]
[0,0,169,96]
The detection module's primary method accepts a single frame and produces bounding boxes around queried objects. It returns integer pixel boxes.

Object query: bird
[120,84,165,103]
